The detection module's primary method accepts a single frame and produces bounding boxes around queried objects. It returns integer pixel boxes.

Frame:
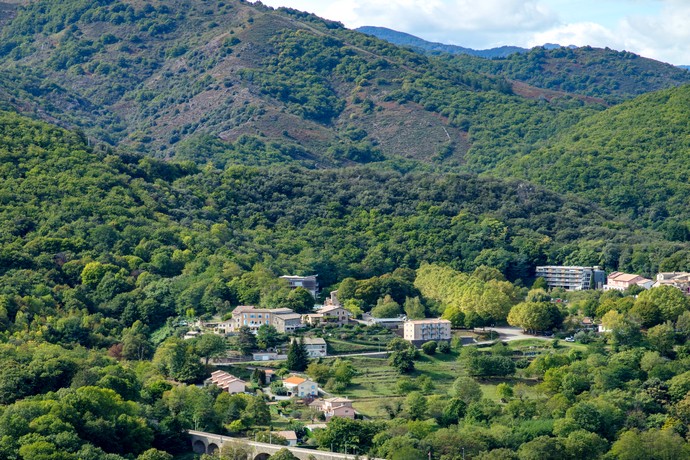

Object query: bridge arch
[254,454,270,460]
[192,439,206,454]
[208,443,219,454]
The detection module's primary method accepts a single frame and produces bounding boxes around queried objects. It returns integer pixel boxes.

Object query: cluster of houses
[207,371,355,419]
[536,266,690,294]
[187,273,454,347]
[202,303,353,336]
[206,369,354,446]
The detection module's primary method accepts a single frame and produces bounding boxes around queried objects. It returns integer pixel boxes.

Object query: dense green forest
[0,0,603,168]
[446,47,690,104]
[359,26,690,104]
[6,1,690,459]
[2,101,690,458]
[492,84,690,226]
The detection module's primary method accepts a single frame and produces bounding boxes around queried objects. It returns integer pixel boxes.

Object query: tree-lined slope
[453,46,690,103]
[493,84,690,225]
[2,108,682,337]
[0,0,605,169]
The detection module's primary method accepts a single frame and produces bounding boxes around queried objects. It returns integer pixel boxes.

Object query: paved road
[329,351,389,358]
[471,326,554,345]
[493,327,549,342]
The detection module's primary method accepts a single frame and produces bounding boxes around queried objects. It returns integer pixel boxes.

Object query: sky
[257,0,690,65]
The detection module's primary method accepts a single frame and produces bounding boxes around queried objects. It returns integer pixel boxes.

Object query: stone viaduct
[188,430,383,460]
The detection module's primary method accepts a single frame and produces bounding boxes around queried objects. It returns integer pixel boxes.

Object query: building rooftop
[405,318,451,324]
[274,313,302,321]
[608,272,649,282]
[283,376,307,385]
[537,265,602,269]
[274,430,297,441]
[291,337,326,346]
[319,305,348,314]
[232,305,294,315]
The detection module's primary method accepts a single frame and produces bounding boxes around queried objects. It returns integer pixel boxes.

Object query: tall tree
[235,326,257,356]
[121,320,153,361]
[287,338,309,372]
[193,334,227,366]
[387,338,417,374]
[256,324,281,350]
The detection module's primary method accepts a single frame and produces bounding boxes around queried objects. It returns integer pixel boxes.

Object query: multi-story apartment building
[403,318,452,345]
[272,313,305,333]
[302,305,352,327]
[535,266,606,291]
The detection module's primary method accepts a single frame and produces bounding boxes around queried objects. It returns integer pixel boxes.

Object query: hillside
[5,111,690,459]
[492,84,690,227]
[3,108,685,315]
[353,26,690,104]
[356,26,527,58]
[0,0,607,170]
[452,46,690,103]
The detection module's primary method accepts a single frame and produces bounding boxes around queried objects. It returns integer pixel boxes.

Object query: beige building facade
[403,318,452,345]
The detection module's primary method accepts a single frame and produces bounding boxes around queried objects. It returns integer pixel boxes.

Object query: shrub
[421,341,437,355]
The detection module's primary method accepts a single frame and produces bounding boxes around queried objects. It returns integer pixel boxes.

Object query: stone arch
[192,439,206,454]
[254,453,271,460]
[207,443,219,454]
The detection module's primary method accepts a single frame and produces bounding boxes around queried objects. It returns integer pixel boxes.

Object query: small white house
[282,375,319,397]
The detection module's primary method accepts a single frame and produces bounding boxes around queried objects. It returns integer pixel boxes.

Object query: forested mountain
[8,2,690,459]
[492,84,690,228]
[452,46,690,103]
[356,26,528,58]
[0,0,607,169]
[357,26,690,104]
[0,108,657,311]
[5,109,688,458]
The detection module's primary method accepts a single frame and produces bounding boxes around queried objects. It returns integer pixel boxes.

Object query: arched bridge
[188,430,383,459]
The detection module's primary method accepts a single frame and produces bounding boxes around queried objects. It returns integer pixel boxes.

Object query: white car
[564,336,575,342]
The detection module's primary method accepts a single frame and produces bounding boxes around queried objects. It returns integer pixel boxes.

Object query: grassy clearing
[323,330,396,354]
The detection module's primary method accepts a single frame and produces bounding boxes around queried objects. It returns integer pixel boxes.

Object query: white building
[654,272,690,294]
[535,266,606,291]
[282,375,319,397]
[403,318,452,345]
[290,337,327,357]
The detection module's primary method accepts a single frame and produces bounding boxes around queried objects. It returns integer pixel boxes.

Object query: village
[181,268,690,451]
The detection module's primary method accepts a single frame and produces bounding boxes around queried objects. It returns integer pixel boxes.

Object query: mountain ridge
[356,26,529,58]
[0,0,604,169]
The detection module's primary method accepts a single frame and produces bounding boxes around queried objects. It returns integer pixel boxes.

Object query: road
[471,326,554,345]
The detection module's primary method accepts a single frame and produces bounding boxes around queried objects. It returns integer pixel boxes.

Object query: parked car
[564,336,575,342]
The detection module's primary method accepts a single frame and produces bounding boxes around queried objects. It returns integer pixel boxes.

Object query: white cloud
[261,0,558,47]
[258,0,690,64]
